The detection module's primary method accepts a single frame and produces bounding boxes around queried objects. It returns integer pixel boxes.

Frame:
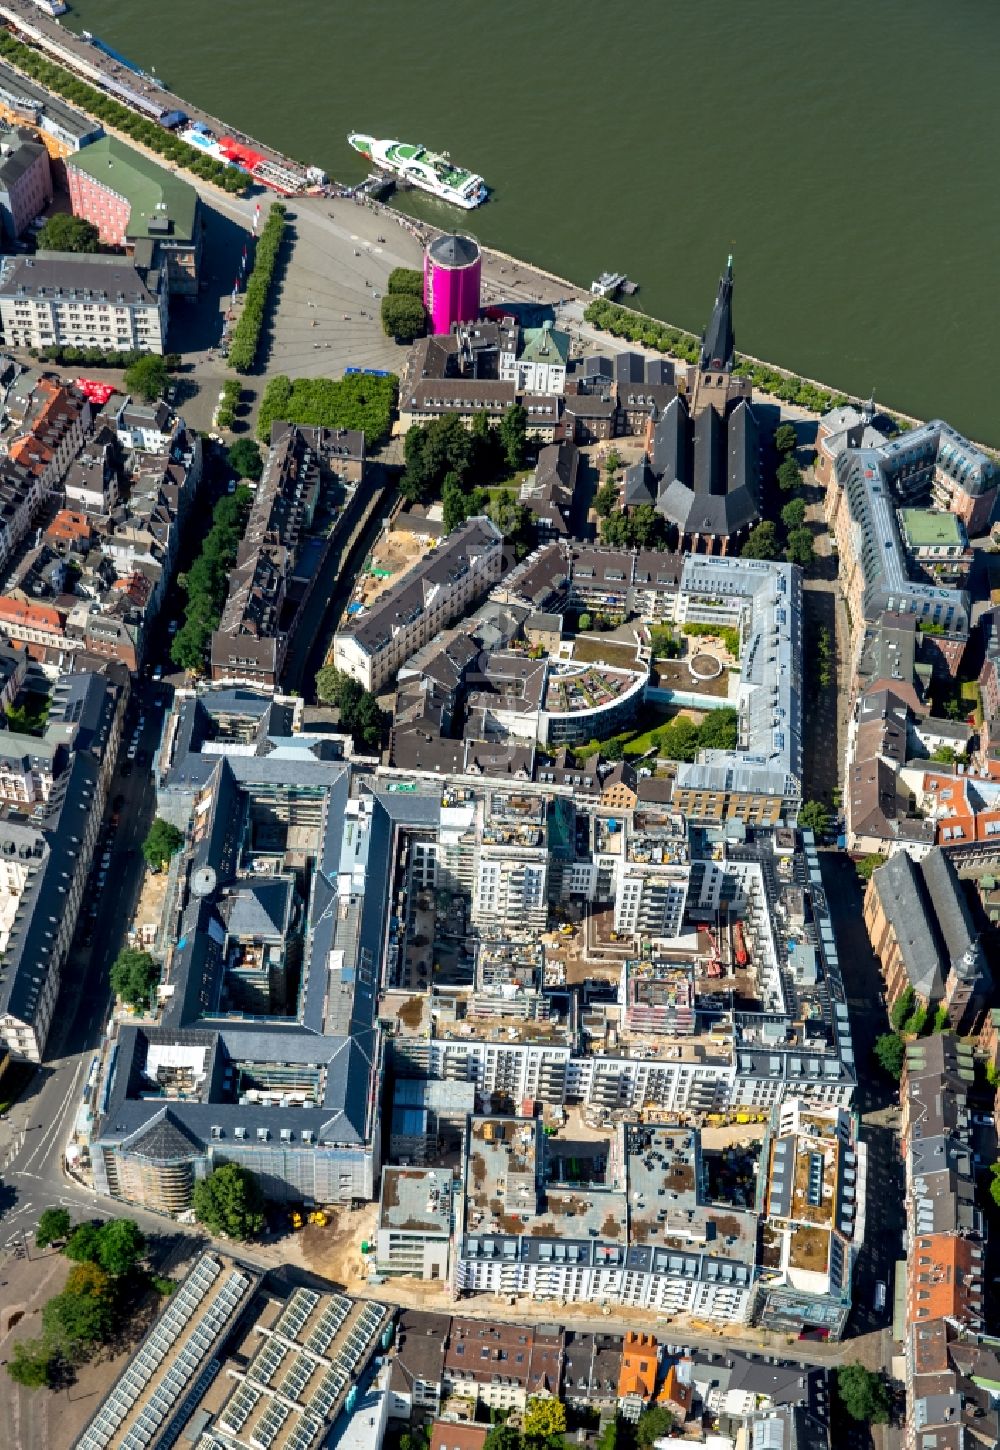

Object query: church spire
[699,256,736,372]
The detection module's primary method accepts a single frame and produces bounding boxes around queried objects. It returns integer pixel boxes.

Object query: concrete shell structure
[424,233,481,335]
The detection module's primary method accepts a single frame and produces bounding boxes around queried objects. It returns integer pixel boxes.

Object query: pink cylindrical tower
[423,233,481,335]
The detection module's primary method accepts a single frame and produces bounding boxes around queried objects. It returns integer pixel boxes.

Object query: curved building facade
[424,233,481,335]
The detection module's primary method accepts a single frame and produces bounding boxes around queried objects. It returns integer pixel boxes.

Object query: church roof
[700,256,736,370]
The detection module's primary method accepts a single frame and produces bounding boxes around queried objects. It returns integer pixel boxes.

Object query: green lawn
[571,705,676,759]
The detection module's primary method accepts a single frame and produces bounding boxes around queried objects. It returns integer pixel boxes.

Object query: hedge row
[0,31,247,194]
[36,344,145,368]
[227,205,286,373]
[256,372,398,446]
[583,298,849,415]
[215,377,241,429]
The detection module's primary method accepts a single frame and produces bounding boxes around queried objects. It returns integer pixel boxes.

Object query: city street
[0,684,166,1250]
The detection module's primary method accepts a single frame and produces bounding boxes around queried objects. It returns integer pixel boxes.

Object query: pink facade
[423,233,481,336]
[67,164,131,246]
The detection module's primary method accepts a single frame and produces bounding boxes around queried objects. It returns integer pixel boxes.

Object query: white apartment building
[500,321,569,397]
[455,1119,757,1322]
[0,731,59,805]
[614,861,688,937]
[0,251,167,354]
[472,845,548,933]
[375,1167,452,1282]
[333,516,503,692]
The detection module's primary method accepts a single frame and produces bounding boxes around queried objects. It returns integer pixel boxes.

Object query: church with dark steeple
[624,258,760,554]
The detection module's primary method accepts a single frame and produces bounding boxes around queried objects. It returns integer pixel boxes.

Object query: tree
[603,737,625,762]
[785,526,815,567]
[315,666,362,710]
[835,1363,891,1424]
[577,613,592,631]
[637,1405,675,1448]
[499,403,527,471]
[471,410,502,478]
[741,521,780,560]
[774,422,798,455]
[777,456,803,492]
[43,1271,113,1357]
[798,799,830,837]
[594,481,618,518]
[600,510,631,547]
[171,618,212,673]
[442,471,484,533]
[37,213,99,253]
[64,1222,104,1264]
[629,503,665,548]
[351,691,385,751]
[991,1161,1000,1209]
[109,947,160,1012]
[193,1162,265,1240]
[484,1428,521,1450]
[227,437,263,481]
[387,267,423,297]
[65,1261,112,1299]
[35,1207,71,1248]
[658,715,701,762]
[874,1032,905,1080]
[698,707,739,751]
[523,1397,567,1440]
[380,293,426,343]
[856,853,883,882]
[124,353,169,403]
[906,1003,928,1035]
[781,497,807,530]
[931,745,956,764]
[890,986,916,1031]
[401,413,473,505]
[487,487,531,542]
[933,1004,949,1033]
[313,666,384,749]
[96,1218,146,1277]
[649,625,680,659]
[6,1339,57,1388]
[142,817,184,871]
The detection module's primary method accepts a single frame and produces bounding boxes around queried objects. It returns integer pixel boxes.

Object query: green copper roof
[519,322,570,366]
[70,137,199,244]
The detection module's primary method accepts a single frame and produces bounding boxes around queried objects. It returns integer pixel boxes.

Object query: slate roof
[0,672,118,1036]
[94,701,453,1160]
[871,851,946,999]
[700,257,736,370]
[655,394,761,539]
[427,233,479,269]
[871,846,983,1000]
[0,250,162,305]
[0,135,47,190]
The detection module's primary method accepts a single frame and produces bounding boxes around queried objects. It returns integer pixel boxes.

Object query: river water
[65,0,999,442]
